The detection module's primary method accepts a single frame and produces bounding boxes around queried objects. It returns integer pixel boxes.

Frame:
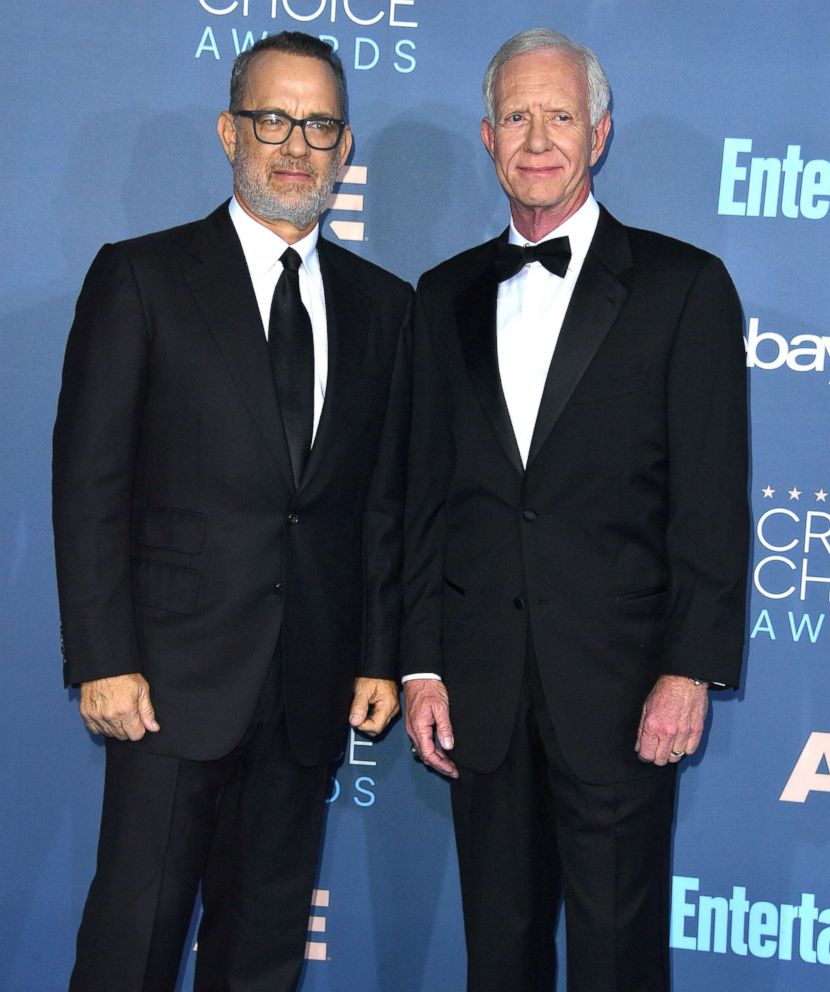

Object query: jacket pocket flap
[133,558,201,615]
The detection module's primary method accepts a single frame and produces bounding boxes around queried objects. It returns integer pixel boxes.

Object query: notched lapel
[184,205,294,490]
[528,213,632,464]
[455,262,524,476]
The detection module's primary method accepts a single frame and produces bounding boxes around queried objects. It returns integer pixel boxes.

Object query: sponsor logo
[326,728,378,807]
[744,317,830,379]
[326,164,366,241]
[672,876,830,963]
[751,486,830,644]
[305,888,330,961]
[718,138,830,219]
[194,0,419,74]
[780,732,830,804]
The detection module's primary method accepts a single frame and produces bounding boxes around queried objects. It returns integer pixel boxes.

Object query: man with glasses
[54,31,410,992]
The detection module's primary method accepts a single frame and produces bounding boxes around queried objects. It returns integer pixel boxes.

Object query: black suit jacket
[53,203,412,765]
[401,206,749,784]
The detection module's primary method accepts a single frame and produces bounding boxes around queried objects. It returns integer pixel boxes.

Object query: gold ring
[670,749,685,758]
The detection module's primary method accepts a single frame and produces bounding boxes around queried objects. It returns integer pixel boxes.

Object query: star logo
[761,486,775,499]
[816,489,828,503]
[788,486,802,501]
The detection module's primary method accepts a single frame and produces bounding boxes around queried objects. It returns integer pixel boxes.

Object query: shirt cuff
[401,672,442,683]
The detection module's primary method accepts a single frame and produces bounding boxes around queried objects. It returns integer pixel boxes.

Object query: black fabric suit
[53,202,412,990]
[402,206,748,989]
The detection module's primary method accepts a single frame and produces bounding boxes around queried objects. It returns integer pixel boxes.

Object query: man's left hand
[349,678,400,736]
[635,674,709,765]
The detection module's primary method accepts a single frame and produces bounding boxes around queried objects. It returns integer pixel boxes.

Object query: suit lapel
[301,238,370,487]
[184,203,294,490]
[527,207,632,463]
[455,239,524,476]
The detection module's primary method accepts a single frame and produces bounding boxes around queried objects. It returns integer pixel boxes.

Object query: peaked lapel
[527,207,633,464]
[455,236,524,477]
[184,202,294,490]
[300,237,371,488]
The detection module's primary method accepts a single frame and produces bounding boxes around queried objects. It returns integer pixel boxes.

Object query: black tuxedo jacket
[53,203,412,765]
[401,206,749,784]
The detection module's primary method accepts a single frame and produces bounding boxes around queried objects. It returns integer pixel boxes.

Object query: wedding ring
[670,749,686,758]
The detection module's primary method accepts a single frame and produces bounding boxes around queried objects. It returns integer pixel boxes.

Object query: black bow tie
[493,236,572,282]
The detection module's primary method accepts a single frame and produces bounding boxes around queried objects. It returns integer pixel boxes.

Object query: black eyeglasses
[235,110,345,150]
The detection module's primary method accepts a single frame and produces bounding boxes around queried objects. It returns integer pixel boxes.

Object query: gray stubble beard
[232,134,342,230]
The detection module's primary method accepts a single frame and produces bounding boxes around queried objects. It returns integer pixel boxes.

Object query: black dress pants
[69,664,330,992]
[450,650,677,992]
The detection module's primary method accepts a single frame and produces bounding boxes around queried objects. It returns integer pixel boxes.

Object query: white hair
[483,28,611,126]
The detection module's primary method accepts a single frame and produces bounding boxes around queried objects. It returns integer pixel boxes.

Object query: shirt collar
[228,195,320,278]
[507,193,599,263]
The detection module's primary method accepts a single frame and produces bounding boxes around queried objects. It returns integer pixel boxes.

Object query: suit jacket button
[274,582,283,595]
[513,596,526,610]
[287,512,299,525]
[522,509,538,521]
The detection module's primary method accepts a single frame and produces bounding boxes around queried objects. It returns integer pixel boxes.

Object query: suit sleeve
[52,243,149,686]
[399,284,454,680]
[360,285,414,680]
[661,255,749,686]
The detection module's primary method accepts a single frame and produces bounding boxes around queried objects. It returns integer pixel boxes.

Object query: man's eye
[307,119,336,132]
[503,113,526,125]
[260,114,288,129]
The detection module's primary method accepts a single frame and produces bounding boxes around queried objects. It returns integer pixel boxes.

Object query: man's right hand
[79,673,160,741]
[403,678,458,778]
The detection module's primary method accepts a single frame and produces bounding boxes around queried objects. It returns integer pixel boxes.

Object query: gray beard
[232,140,341,230]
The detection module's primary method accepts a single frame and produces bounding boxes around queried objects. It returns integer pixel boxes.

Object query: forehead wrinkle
[495,51,589,115]
[244,56,340,118]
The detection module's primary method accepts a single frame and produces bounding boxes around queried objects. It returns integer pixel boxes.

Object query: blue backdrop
[2,2,829,989]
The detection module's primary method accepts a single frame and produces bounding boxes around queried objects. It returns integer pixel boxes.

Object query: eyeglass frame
[234,109,346,150]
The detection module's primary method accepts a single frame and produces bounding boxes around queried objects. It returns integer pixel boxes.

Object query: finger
[683,734,700,756]
[349,679,370,729]
[106,716,138,741]
[138,691,160,733]
[356,696,398,735]
[348,691,370,728]
[635,730,658,762]
[82,715,106,736]
[433,709,455,751]
[103,709,145,741]
[413,722,437,756]
[420,742,458,778]
[652,741,674,766]
[122,720,147,742]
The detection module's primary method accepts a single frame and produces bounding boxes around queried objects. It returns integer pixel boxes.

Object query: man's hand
[403,678,458,778]
[79,673,160,741]
[349,677,400,736]
[635,674,709,765]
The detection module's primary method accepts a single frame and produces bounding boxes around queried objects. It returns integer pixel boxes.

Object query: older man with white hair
[402,27,748,991]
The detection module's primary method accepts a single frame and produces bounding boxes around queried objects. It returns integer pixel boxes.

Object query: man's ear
[589,111,611,167]
[217,111,237,163]
[338,124,354,170]
[481,117,496,161]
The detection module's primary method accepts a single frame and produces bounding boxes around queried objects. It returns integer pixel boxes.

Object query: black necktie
[268,247,314,488]
[493,236,572,282]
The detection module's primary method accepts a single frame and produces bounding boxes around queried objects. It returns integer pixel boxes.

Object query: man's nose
[524,115,551,153]
[284,122,311,157]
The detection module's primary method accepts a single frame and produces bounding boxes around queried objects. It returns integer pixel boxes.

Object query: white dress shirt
[229,196,328,441]
[497,194,599,465]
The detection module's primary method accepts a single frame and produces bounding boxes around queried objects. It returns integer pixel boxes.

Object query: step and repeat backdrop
[2,2,828,990]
